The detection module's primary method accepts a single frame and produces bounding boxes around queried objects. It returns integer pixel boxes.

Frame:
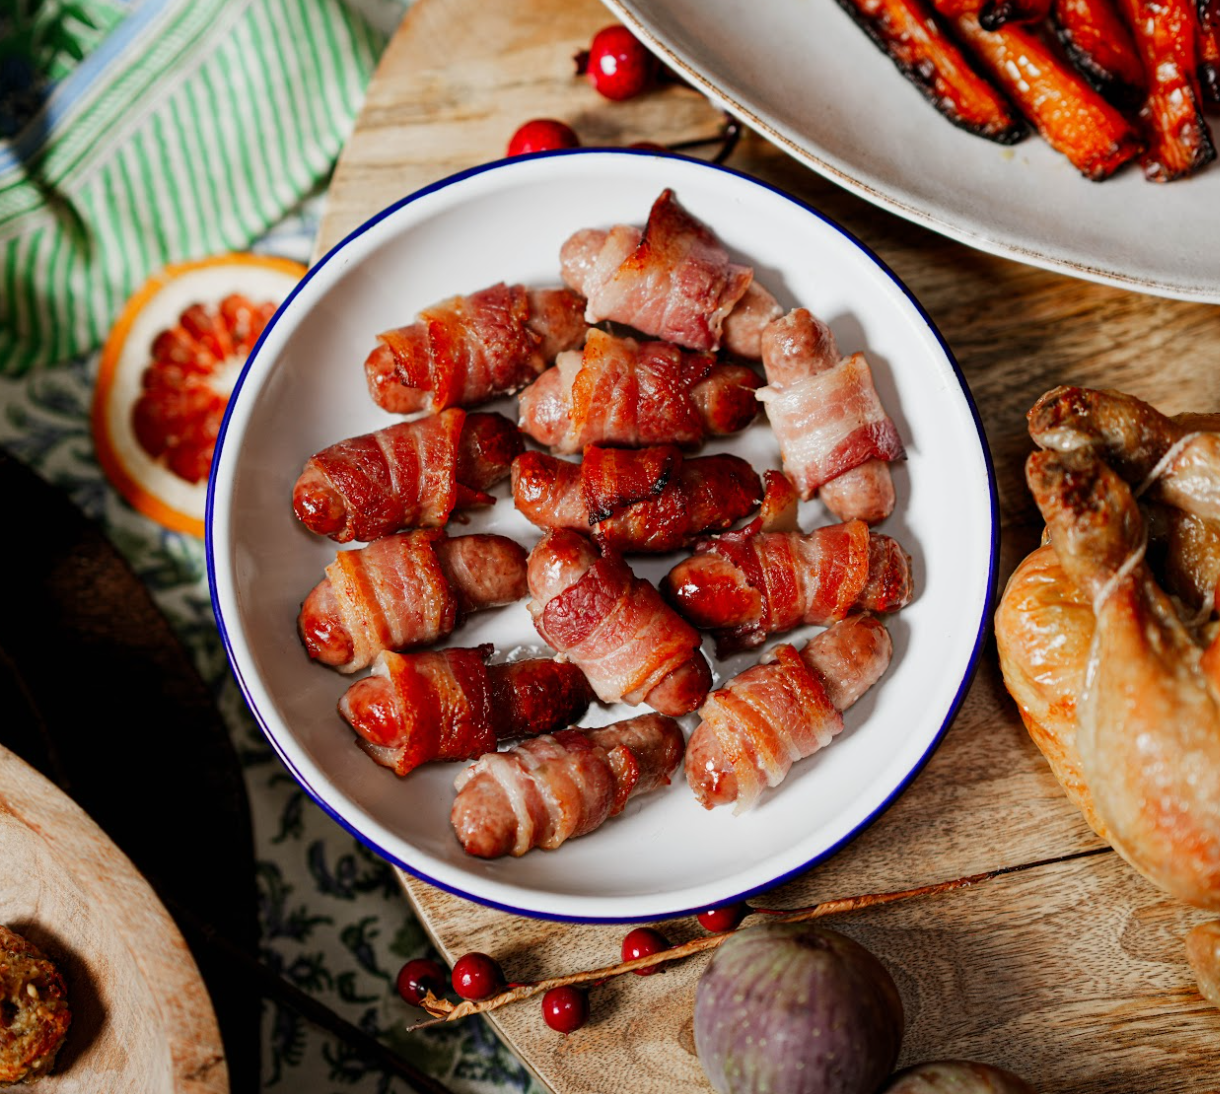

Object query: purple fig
[694,924,903,1094]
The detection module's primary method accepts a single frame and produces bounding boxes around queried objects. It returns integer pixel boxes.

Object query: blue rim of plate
[205,147,1000,924]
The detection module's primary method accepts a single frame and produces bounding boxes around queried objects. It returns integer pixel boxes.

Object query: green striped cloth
[0,0,388,374]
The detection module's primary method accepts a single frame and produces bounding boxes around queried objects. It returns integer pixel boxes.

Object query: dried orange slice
[92,253,306,536]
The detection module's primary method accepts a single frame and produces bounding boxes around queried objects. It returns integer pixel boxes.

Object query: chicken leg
[1028,448,1220,909]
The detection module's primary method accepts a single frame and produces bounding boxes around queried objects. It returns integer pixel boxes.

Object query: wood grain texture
[316,0,1220,1090]
[0,745,227,1093]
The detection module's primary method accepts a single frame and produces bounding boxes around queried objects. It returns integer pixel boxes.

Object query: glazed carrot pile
[835,0,1218,181]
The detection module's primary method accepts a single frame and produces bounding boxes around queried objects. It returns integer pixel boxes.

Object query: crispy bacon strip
[1051,0,1146,108]
[364,283,587,413]
[339,646,595,776]
[952,15,1147,180]
[298,530,528,673]
[1112,0,1217,180]
[664,523,914,654]
[741,470,801,535]
[511,446,763,553]
[559,189,755,354]
[518,329,760,453]
[758,309,904,522]
[686,614,894,812]
[292,409,523,542]
[450,713,685,858]
[836,0,1028,142]
[527,528,711,716]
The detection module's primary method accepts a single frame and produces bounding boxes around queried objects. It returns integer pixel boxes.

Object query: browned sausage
[687,614,893,810]
[663,525,913,653]
[511,447,762,553]
[526,528,711,716]
[364,284,587,413]
[517,331,761,453]
[339,647,595,775]
[298,531,527,673]
[759,309,901,524]
[450,713,685,858]
[292,409,523,542]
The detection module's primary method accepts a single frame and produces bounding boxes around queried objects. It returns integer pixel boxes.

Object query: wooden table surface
[315,1,1220,1090]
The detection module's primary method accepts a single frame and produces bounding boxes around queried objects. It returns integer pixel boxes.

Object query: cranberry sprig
[506,114,740,163]
[505,23,741,164]
[401,865,1039,1032]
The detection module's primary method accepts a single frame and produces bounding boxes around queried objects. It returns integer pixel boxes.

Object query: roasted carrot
[952,15,1145,179]
[931,0,1049,26]
[835,0,1027,143]
[1051,0,1145,109]
[1199,0,1220,103]
[978,0,1051,29]
[1114,0,1216,181]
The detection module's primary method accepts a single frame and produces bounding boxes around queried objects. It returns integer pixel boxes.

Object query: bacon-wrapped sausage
[338,646,594,776]
[558,188,779,357]
[663,523,914,654]
[364,282,587,413]
[450,713,685,858]
[298,530,527,673]
[687,614,893,812]
[758,309,905,524]
[527,528,712,716]
[512,446,762,553]
[518,329,760,453]
[292,409,523,542]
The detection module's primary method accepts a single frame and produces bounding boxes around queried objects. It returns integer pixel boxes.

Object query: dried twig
[669,115,742,165]
[407,848,1109,1031]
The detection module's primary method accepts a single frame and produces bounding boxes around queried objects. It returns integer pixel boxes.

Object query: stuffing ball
[0,925,71,1083]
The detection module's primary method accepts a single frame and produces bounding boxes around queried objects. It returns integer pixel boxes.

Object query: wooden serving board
[0,743,227,1093]
[316,1,1220,1090]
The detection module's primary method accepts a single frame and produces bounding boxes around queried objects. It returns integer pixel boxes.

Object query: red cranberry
[451,952,506,1000]
[507,118,580,157]
[696,903,750,932]
[621,927,670,974]
[542,985,589,1034]
[395,957,447,1007]
[586,25,656,101]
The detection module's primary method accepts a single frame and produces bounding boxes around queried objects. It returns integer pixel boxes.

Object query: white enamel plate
[208,150,996,922]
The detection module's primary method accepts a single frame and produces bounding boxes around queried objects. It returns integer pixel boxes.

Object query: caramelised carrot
[1115,0,1216,181]
[835,0,1027,143]
[977,0,1051,30]
[1199,0,1220,104]
[952,15,1145,179]
[931,0,1049,26]
[1051,0,1145,109]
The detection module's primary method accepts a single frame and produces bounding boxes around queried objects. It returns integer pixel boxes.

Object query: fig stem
[405,847,1108,1030]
